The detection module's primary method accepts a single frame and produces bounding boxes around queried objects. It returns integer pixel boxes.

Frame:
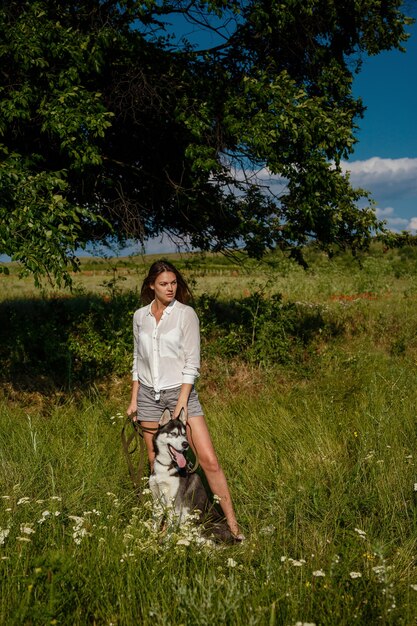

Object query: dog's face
[153,408,189,470]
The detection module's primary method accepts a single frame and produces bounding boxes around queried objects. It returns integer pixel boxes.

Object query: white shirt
[131,299,200,393]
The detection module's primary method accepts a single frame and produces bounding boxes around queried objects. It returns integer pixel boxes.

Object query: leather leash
[120,415,158,497]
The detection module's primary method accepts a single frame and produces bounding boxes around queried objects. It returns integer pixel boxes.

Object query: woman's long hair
[140,260,193,305]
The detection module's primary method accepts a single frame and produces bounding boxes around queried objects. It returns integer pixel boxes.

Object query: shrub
[196,292,337,366]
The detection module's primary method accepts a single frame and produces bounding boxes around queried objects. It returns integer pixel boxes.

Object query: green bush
[0,291,139,390]
[196,292,339,366]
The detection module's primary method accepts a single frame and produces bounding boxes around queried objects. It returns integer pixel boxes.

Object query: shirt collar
[147,299,177,317]
[164,299,177,314]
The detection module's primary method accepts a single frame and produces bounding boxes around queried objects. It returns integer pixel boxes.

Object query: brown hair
[140,260,193,305]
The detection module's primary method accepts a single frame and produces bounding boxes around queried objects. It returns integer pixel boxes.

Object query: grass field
[1,245,417,625]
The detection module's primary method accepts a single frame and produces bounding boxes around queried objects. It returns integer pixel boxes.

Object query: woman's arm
[181,307,201,384]
[173,307,201,418]
[127,380,139,419]
[127,310,140,419]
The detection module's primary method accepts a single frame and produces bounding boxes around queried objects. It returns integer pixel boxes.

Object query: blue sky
[342,17,417,232]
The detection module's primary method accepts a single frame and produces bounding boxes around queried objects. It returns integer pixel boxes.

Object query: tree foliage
[0,0,413,283]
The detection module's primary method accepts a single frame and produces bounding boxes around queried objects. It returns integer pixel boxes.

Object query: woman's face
[150,271,178,305]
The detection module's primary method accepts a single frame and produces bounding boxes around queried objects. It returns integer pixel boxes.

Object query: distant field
[2,244,417,624]
[2,244,417,302]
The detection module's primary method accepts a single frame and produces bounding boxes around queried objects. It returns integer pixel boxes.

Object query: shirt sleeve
[181,307,201,385]
[131,310,139,381]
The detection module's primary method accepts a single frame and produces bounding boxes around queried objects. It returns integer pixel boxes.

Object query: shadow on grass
[0,291,345,395]
[0,293,138,393]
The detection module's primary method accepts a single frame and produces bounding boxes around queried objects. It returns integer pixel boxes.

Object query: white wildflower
[16,536,32,543]
[177,539,191,547]
[0,528,10,545]
[312,570,325,577]
[50,496,62,501]
[259,525,276,535]
[349,571,362,579]
[1,496,10,500]
[354,528,367,539]
[20,524,35,535]
[17,497,30,505]
[37,510,51,524]
[410,584,417,591]
[121,552,135,559]
[280,556,287,562]
[227,558,237,568]
[72,526,90,545]
[69,515,91,545]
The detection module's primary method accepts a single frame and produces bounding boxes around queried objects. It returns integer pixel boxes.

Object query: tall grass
[2,351,417,624]
[2,245,417,624]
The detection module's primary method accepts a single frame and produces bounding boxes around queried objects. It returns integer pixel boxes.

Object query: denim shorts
[137,384,204,422]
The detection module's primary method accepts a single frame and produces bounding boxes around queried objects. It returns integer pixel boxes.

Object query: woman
[126,260,243,541]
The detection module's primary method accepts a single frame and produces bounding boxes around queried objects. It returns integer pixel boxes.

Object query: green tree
[0,0,413,284]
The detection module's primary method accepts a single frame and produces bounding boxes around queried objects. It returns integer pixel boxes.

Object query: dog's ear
[159,408,171,426]
[178,408,187,426]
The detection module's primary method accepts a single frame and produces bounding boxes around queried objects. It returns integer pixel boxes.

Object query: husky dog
[149,408,237,543]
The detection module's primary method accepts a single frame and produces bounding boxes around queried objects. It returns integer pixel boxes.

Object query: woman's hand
[173,383,192,419]
[126,401,138,421]
[127,381,139,421]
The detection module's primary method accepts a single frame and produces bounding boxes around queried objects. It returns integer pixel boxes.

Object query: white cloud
[375,206,394,217]
[408,217,417,231]
[373,205,417,232]
[341,157,417,232]
[341,157,417,198]
[374,205,409,231]
[385,216,409,227]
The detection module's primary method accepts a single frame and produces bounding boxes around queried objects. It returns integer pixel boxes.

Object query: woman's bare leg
[186,415,242,538]
[140,421,159,471]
